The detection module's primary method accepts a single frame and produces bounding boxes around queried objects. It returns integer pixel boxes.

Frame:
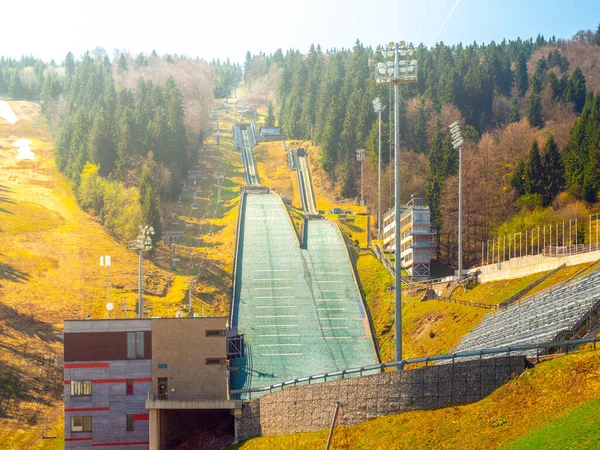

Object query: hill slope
[234,348,600,449]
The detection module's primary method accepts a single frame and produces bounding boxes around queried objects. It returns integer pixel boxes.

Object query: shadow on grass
[0,261,29,282]
[0,302,56,343]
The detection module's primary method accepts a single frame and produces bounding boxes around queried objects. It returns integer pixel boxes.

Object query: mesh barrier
[231,193,377,394]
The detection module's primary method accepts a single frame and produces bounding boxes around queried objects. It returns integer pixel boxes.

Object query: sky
[2,0,600,63]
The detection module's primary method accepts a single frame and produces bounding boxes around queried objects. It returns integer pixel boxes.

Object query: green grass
[451,271,554,305]
[503,396,600,449]
[234,349,600,450]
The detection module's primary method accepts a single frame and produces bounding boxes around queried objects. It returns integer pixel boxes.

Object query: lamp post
[356,149,366,206]
[130,226,154,318]
[100,255,112,318]
[372,97,386,238]
[375,41,418,368]
[449,121,464,279]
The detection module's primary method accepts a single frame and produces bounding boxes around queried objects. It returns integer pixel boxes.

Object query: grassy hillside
[234,348,600,449]
[156,98,245,317]
[0,98,244,448]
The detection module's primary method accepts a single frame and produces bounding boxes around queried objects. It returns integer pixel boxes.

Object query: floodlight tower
[374,41,418,368]
[131,225,155,318]
[372,97,387,238]
[449,121,464,279]
[356,149,366,206]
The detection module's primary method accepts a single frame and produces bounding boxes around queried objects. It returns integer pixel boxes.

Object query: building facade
[63,317,240,450]
[382,197,436,278]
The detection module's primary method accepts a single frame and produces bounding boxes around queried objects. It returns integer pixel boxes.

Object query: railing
[474,243,600,275]
[230,336,600,399]
[499,264,566,309]
[438,297,498,310]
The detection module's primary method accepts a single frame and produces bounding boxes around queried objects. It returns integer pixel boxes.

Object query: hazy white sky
[2,0,599,63]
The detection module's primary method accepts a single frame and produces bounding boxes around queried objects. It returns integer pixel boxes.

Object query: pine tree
[565,67,587,113]
[117,54,129,74]
[595,23,600,46]
[426,121,445,228]
[413,102,427,154]
[8,71,25,99]
[265,101,276,127]
[583,142,600,202]
[139,166,162,243]
[89,109,117,177]
[541,135,563,205]
[515,52,529,97]
[526,95,544,128]
[64,52,75,82]
[524,140,544,195]
[509,98,521,123]
[510,160,526,196]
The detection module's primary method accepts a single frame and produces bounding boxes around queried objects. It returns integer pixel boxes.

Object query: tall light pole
[100,255,112,318]
[130,225,154,318]
[375,41,418,367]
[372,97,386,238]
[449,121,464,279]
[356,149,366,206]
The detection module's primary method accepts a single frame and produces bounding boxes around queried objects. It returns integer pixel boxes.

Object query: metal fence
[230,336,600,399]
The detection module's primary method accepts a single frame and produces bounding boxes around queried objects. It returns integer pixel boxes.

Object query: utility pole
[214,171,225,206]
[356,149,366,207]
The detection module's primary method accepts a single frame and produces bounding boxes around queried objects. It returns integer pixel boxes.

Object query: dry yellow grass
[253,141,300,207]
[0,98,245,448]
[235,348,600,449]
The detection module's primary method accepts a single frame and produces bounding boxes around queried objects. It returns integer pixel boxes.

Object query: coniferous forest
[0,51,240,242]
[244,27,600,266]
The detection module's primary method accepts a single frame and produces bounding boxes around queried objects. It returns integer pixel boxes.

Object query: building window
[71,416,92,432]
[70,380,92,397]
[127,332,145,359]
[126,414,134,431]
[206,330,225,337]
[205,358,226,365]
[126,379,134,395]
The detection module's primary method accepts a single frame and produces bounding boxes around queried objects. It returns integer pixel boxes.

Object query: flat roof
[64,317,228,333]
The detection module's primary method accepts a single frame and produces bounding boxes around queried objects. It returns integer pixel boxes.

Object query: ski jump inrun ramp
[230,132,378,395]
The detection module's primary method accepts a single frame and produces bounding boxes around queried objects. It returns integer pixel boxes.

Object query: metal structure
[214,171,225,206]
[130,226,154,318]
[372,97,386,238]
[374,41,418,368]
[449,121,464,279]
[356,148,366,206]
[479,215,600,271]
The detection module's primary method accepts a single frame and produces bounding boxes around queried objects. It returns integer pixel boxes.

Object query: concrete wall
[151,318,228,401]
[475,250,600,283]
[236,356,525,441]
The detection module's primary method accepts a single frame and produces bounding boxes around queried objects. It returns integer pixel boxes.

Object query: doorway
[158,378,168,400]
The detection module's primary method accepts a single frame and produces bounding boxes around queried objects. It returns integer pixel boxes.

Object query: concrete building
[63,318,241,449]
[382,197,436,278]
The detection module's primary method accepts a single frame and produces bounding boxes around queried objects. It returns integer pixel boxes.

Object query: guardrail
[230,336,600,399]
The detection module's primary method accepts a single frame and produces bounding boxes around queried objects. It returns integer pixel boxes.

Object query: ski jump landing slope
[230,191,378,394]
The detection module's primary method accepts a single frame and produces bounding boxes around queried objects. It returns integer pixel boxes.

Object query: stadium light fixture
[372,41,418,369]
[448,121,465,280]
